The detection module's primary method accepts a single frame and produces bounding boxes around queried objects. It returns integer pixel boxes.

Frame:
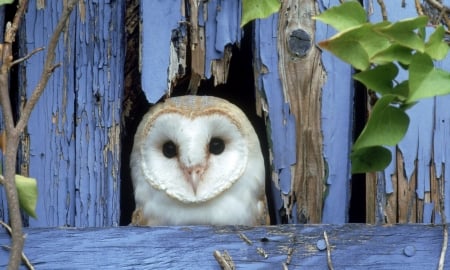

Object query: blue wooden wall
[0,1,125,227]
[2,0,450,227]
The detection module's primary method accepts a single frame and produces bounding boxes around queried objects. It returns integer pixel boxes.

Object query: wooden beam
[0,224,447,269]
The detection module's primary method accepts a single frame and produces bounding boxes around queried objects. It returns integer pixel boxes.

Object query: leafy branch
[0,0,79,269]
[315,0,450,173]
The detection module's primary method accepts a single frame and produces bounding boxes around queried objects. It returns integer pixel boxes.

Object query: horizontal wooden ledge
[0,224,447,269]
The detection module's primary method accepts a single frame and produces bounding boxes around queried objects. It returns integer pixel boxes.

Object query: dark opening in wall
[120,2,273,225]
[349,79,367,223]
[120,0,148,225]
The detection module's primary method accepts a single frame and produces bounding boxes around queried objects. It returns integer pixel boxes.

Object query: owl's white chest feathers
[130,95,267,226]
[134,161,265,225]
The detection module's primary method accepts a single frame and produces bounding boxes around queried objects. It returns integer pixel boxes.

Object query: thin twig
[238,232,252,245]
[324,231,334,270]
[213,250,235,270]
[0,221,34,270]
[438,176,447,270]
[285,247,294,265]
[377,0,388,21]
[10,47,44,67]
[415,0,425,16]
[426,0,450,11]
[256,247,268,259]
[438,224,448,270]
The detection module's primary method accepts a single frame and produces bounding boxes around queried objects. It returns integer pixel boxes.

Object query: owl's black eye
[209,137,225,155]
[162,141,177,158]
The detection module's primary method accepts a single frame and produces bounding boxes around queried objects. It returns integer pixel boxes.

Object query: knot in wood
[288,29,311,58]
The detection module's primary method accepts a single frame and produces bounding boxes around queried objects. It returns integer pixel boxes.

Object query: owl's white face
[130,95,267,225]
[136,112,248,202]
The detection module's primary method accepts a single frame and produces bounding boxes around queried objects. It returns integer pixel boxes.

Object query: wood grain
[277,0,326,223]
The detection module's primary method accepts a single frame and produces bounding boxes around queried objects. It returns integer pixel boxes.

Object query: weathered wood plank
[0,224,447,269]
[316,0,353,223]
[4,1,125,227]
[277,0,326,224]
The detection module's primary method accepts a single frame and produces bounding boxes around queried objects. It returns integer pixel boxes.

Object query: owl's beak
[184,165,205,195]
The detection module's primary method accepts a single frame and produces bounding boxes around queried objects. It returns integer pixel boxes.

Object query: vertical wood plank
[14,0,124,227]
[253,15,297,224]
[316,0,353,223]
[253,0,353,223]
[366,172,378,223]
[277,0,325,223]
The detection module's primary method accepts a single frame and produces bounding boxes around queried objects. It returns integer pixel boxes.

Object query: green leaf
[318,23,390,70]
[351,146,392,173]
[0,0,14,5]
[314,1,366,32]
[376,16,428,52]
[241,0,281,27]
[353,63,398,95]
[425,26,449,60]
[353,95,409,150]
[371,44,413,65]
[393,81,410,100]
[408,53,450,102]
[15,175,38,218]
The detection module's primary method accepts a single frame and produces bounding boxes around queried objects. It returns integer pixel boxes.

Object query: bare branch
[377,0,388,21]
[4,0,29,44]
[213,250,235,270]
[415,0,425,16]
[0,221,34,270]
[10,47,45,67]
[0,1,79,269]
[438,224,448,270]
[438,177,447,270]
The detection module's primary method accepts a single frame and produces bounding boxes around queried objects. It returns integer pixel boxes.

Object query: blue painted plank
[0,224,447,269]
[9,0,124,227]
[140,0,183,103]
[316,0,354,224]
[253,14,297,223]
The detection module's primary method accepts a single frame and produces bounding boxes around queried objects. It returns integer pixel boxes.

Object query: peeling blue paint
[204,0,243,79]
[317,0,353,224]
[141,0,243,102]
[423,203,434,224]
[369,0,450,222]
[17,1,124,227]
[141,0,183,103]
[254,14,297,223]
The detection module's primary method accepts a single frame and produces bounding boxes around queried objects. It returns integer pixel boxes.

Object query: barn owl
[130,95,268,226]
